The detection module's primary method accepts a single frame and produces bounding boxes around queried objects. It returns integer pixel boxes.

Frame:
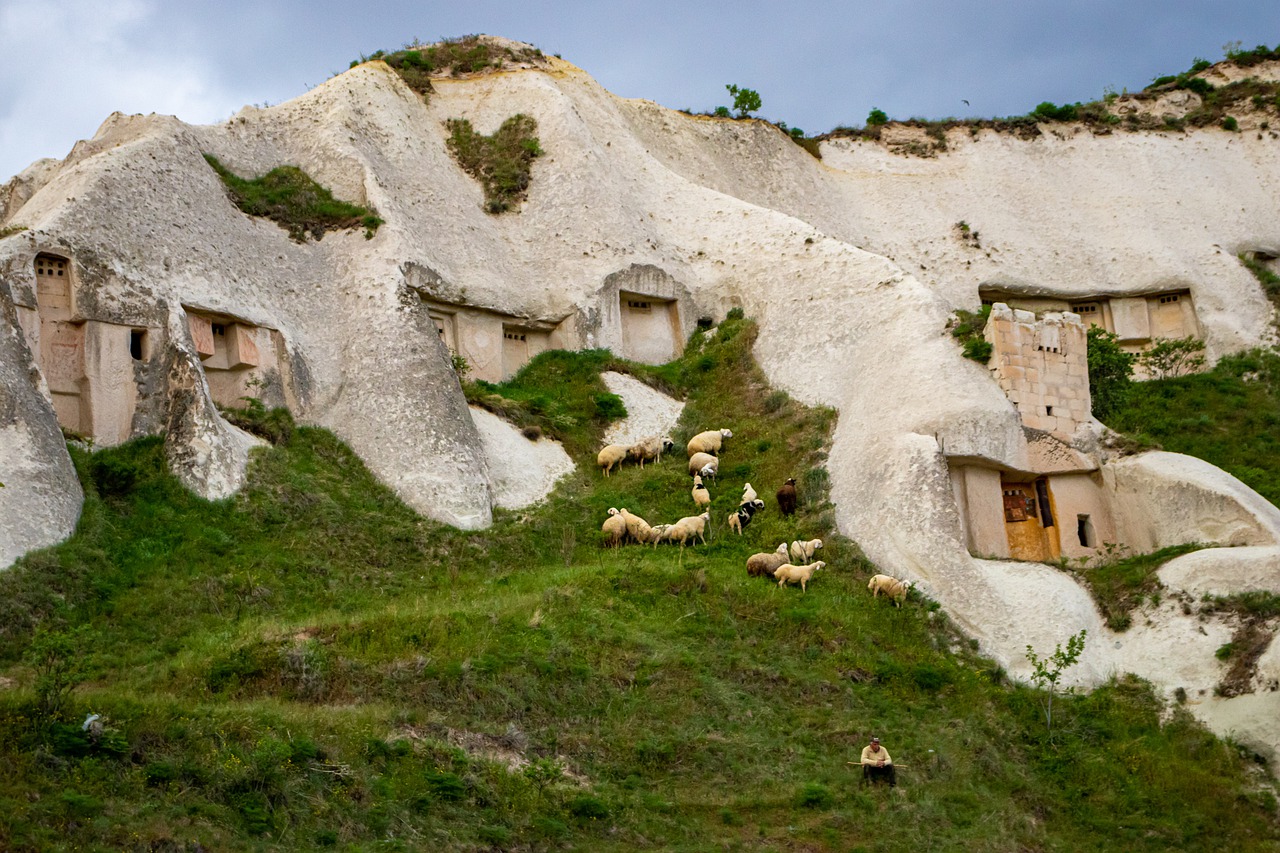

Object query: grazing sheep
[663,511,711,547]
[698,458,719,481]
[601,507,627,548]
[776,478,797,516]
[687,428,733,457]
[789,538,823,565]
[619,508,655,544]
[776,561,826,592]
[868,574,912,607]
[597,444,629,477]
[727,499,765,535]
[688,451,719,476]
[740,482,758,504]
[647,523,672,546]
[691,474,711,508]
[627,435,675,469]
[746,543,790,577]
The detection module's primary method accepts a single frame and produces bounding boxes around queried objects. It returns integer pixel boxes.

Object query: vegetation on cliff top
[350,35,547,99]
[203,154,383,242]
[0,317,1277,851]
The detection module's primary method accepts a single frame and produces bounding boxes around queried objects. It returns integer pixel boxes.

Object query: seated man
[860,736,896,787]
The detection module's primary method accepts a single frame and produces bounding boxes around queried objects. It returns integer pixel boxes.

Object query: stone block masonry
[984,304,1091,441]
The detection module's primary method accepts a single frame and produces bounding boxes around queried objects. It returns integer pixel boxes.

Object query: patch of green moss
[204,155,383,242]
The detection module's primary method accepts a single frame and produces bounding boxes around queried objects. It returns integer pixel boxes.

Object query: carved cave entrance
[1002,477,1060,563]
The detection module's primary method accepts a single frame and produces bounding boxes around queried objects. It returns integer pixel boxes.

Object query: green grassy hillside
[1,318,1277,851]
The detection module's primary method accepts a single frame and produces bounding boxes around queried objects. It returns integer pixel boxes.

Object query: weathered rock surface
[600,371,684,448]
[0,288,81,565]
[469,406,573,510]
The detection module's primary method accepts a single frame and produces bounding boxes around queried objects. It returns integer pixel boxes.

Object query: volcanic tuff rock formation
[3,37,1280,764]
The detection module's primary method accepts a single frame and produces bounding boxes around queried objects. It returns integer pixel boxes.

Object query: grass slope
[0,318,1277,851]
[1107,349,1280,505]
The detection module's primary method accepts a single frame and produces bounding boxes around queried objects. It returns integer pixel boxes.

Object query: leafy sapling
[1025,629,1087,736]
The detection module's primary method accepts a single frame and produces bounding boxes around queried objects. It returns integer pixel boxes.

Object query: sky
[1,0,1277,181]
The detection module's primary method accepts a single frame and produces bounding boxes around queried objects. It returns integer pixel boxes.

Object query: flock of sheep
[595,427,913,601]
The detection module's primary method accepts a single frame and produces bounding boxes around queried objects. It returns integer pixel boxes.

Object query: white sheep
[688,451,719,476]
[601,507,627,548]
[662,511,710,547]
[618,507,655,544]
[868,573,911,607]
[746,543,789,577]
[789,538,824,565]
[646,523,672,546]
[776,561,826,592]
[686,428,733,457]
[627,435,675,469]
[597,444,629,477]
[740,482,758,504]
[698,459,719,480]
[691,474,711,508]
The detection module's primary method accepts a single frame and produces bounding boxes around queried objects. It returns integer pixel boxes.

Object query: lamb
[776,561,826,592]
[627,435,675,469]
[789,538,823,565]
[601,507,627,548]
[662,511,711,547]
[740,482,758,504]
[597,444,630,477]
[691,474,711,508]
[618,507,655,545]
[746,543,790,577]
[727,499,765,535]
[688,451,719,476]
[698,458,719,480]
[868,574,912,607]
[776,478,797,516]
[686,428,733,457]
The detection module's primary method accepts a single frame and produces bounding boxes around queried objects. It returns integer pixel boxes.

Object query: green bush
[568,794,610,820]
[1032,101,1079,122]
[866,107,889,126]
[949,306,993,363]
[1086,327,1134,423]
[1222,116,1239,131]
[219,397,295,445]
[796,782,834,809]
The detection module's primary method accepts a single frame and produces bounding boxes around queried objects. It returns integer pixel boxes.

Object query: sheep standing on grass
[789,538,823,565]
[728,499,765,535]
[687,428,733,457]
[597,444,629,477]
[746,543,789,577]
[601,507,627,548]
[776,478,797,516]
[691,474,711,508]
[688,451,719,476]
[663,511,711,547]
[698,459,719,481]
[627,435,675,469]
[868,574,912,607]
[740,482,758,505]
[619,508,655,545]
[776,561,826,592]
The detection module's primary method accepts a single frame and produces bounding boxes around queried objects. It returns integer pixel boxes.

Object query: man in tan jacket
[860,736,896,787]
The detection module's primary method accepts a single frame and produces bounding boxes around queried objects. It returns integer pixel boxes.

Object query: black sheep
[776,478,797,516]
